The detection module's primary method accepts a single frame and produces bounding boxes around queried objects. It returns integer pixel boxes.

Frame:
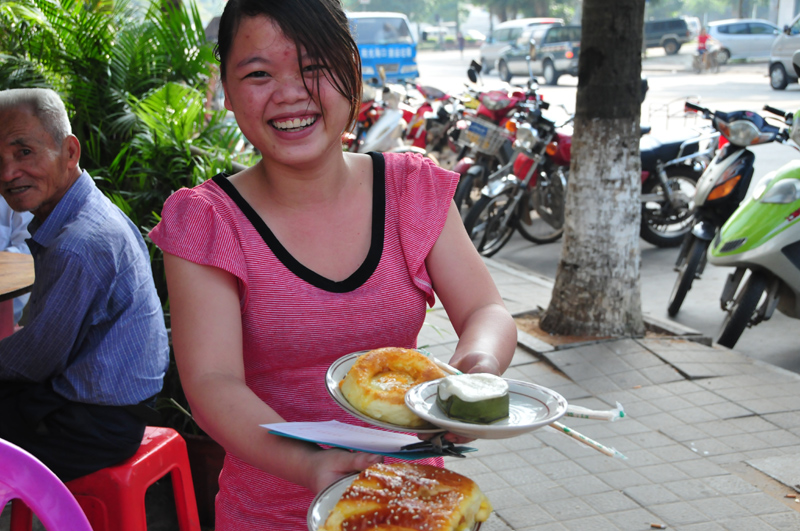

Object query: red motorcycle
[453,61,547,218]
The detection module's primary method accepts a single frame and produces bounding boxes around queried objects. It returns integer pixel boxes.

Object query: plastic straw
[550,421,628,459]
[565,401,626,422]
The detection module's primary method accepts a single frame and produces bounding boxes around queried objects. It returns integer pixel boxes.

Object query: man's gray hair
[0,88,72,146]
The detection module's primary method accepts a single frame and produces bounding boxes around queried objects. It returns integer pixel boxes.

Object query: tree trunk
[539,0,646,338]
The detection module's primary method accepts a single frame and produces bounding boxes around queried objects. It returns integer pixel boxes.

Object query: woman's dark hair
[215,0,362,130]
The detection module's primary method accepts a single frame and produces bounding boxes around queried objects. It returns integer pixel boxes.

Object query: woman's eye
[303,64,325,74]
[244,70,269,79]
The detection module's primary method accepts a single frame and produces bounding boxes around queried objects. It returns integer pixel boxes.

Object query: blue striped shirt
[0,171,169,405]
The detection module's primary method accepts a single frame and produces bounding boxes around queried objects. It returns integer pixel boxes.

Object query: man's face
[0,106,80,220]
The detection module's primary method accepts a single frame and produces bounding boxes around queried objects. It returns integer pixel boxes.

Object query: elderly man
[0,88,169,482]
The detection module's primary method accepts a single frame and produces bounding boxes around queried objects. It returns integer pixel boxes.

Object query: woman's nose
[272,73,310,105]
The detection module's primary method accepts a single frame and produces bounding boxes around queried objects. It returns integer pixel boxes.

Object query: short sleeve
[384,152,459,306]
[149,185,248,285]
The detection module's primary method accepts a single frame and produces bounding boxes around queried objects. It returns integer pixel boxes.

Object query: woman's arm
[164,252,381,492]
[425,203,517,376]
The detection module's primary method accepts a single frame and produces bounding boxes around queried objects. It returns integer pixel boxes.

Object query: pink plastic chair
[0,437,92,531]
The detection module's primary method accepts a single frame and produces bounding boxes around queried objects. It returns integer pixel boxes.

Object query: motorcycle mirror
[377,65,387,86]
[467,68,479,84]
[528,38,537,59]
[792,50,800,79]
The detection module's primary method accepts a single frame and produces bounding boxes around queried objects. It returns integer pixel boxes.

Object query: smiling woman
[147,0,518,529]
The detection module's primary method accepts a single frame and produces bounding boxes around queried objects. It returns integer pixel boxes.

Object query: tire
[498,60,512,82]
[463,191,516,257]
[667,236,708,317]
[692,56,702,74]
[770,63,789,91]
[716,271,767,349]
[481,57,492,74]
[663,39,679,55]
[453,171,481,219]
[516,168,566,244]
[542,60,559,85]
[717,48,730,65]
[640,167,699,248]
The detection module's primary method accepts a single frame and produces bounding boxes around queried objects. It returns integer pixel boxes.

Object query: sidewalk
[419,258,800,531]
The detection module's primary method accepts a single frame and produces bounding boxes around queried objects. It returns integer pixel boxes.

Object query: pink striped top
[149,152,459,530]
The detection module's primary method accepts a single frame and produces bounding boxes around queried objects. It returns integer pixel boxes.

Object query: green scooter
[708,133,800,348]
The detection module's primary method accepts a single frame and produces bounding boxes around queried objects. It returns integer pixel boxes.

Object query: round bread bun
[340,347,446,428]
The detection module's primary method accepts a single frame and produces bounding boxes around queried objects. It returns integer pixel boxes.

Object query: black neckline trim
[212,153,385,293]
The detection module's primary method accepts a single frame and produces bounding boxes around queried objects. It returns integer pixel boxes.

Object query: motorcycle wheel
[463,191,516,257]
[453,172,482,219]
[640,167,699,248]
[667,236,708,317]
[516,169,566,244]
[716,271,767,349]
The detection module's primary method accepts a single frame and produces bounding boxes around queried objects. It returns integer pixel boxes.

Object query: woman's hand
[306,449,384,494]
[450,351,502,376]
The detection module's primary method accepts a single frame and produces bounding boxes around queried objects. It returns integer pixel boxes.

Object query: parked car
[769,13,800,90]
[684,16,701,39]
[707,18,780,63]
[496,25,581,85]
[479,17,564,74]
[643,18,692,55]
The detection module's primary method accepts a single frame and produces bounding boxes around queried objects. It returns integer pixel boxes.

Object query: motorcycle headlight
[751,172,776,201]
[480,94,511,111]
[513,122,539,151]
[717,119,760,146]
[760,179,800,204]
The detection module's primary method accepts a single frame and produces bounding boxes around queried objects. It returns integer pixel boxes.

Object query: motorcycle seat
[640,131,700,170]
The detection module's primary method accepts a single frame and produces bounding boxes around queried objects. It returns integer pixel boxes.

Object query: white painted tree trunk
[539,0,646,337]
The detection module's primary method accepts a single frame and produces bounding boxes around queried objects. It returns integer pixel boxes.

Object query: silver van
[479,17,563,74]
[769,13,800,90]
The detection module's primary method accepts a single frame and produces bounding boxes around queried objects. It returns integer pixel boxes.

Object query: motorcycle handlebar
[763,105,791,120]
[684,101,710,116]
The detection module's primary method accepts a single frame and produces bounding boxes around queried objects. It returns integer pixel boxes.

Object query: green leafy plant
[1,0,255,435]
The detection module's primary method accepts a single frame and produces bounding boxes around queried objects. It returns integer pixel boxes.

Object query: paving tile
[485,486,531,510]
[605,419,652,436]
[594,435,642,453]
[495,466,549,487]
[446,458,492,476]
[637,411,686,430]
[751,429,800,448]
[516,482,573,504]
[516,523,568,531]
[518,446,568,466]
[728,415,787,434]
[651,394,695,412]
[676,406,722,424]
[623,484,681,505]
[678,523,726,531]
[576,375,625,395]
[658,423,709,443]
[627,430,678,449]
[581,490,640,513]
[536,459,592,481]
[471,439,510,456]
[703,474,761,495]
[571,454,631,474]
[649,443,703,463]
[561,515,617,531]
[716,516,781,531]
[557,475,613,497]
[619,351,665,370]
[702,401,755,419]
[696,419,747,438]
[479,452,533,472]
[603,508,665,530]
[717,432,772,452]
[685,438,736,457]
[622,448,665,467]
[468,471,510,493]
[730,492,794,516]
[595,468,652,489]
[690,495,752,520]
[672,459,729,479]
[663,478,720,501]
[763,411,800,429]
[636,463,692,483]
[682,390,729,407]
[539,497,598,520]
[648,501,708,525]
[620,400,661,417]
[738,398,796,415]
[760,510,800,528]
[497,504,557,529]
[641,365,684,384]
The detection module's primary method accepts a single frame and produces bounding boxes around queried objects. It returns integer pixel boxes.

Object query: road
[417,48,800,374]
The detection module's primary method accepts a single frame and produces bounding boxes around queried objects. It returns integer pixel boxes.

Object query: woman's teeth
[271,116,316,131]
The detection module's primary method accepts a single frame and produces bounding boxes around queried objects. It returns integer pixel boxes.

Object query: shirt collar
[28,170,95,247]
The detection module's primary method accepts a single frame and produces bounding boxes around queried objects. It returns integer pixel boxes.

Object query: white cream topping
[271,116,316,130]
[437,374,508,402]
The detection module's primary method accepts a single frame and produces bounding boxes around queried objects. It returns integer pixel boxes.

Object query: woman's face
[222,15,350,168]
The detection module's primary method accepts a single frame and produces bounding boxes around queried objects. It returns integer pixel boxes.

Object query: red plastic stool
[61,426,202,531]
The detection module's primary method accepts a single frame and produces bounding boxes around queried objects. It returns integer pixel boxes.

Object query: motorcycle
[639,122,720,248]
[667,103,792,317]
[463,100,571,256]
[451,61,543,217]
[708,153,800,348]
[692,42,721,74]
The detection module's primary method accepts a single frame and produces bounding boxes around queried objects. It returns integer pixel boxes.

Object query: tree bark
[539,0,646,338]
